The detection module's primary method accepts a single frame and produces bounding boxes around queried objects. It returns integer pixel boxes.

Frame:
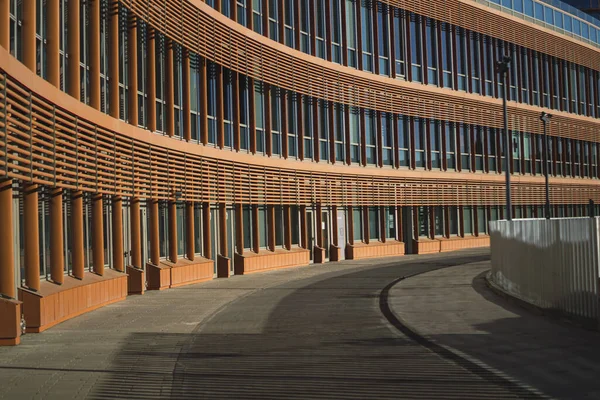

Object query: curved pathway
[0,249,594,399]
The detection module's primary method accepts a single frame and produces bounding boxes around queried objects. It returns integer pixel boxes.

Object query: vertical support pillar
[202,202,211,259]
[264,83,272,156]
[71,191,84,279]
[130,197,141,268]
[22,0,36,72]
[267,205,275,251]
[0,0,9,50]
[283,205,292,250]
[149,199,160,265]
[168,200,177,263]
[46,0,60,87]
[92,194,104,275]
[186,201,194,261]
[166,39,174,137]
[251,205,260,253]
[68,0,80,98]
[112,196,124,272]
[281,90,288,158]
[300,205,307,250]
[108,0,120,118]
[183,50,191,142]
[219,203,227,256]
[24,184,40,291]
[50,188,64,284]
[235,204,244,254]
[0,180,15,298]
[89,0,101,110]
[127,15,138,125]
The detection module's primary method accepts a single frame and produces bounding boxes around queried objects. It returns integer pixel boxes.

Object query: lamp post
[496,56,512,220]
[540,111,552,219]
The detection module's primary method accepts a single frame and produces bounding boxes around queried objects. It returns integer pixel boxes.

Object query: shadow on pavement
[86,251,550,399]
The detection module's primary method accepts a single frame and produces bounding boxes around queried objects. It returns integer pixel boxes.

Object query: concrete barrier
[489,218,600,325]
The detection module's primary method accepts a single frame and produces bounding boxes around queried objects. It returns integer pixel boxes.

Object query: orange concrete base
[0,297,22,346]
[234,247,310,275]
[0,337,20,346]
[18,270,128,333]
[439,236,490,252]
[329,245,342,262]
[127,266,145,295]
[346,241,405,260]
[217,255,231,278]
[146,258,214,290]
[414,236,490,254]
[313,246,326,264]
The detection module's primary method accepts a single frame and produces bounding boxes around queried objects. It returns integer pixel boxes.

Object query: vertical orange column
[108,0,119,118]
[89,0,101,110]
[0,0,9,50]
[149,199,160,265]
[71,191,84,279]
[202,202,211,259]
[168,200,177,263]
[0,180,15,298]
[22,0,36,72]
[146,27,156,132]
[46,0,60,87]
[165,40,175,137]
[219,203,227,257]
[183,50,191,142]
[112,196,124,272]
[130,197,141,268]
[235,204,243,255]
[127,15,138,125]
[283,205,292,250]
[24,184,40,291]
[68,0,80,98]
[50,188,64,284]
[92,194,104,275]
[186,201,194,261]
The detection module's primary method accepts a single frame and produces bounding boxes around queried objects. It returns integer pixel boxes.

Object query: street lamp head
[540,111,552,124]
[495,56,512,74]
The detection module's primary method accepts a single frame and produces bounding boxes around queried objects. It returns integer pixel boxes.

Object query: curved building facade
[2,0,600,343]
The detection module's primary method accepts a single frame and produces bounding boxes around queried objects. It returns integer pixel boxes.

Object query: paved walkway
[0,249,598,399]
[390,262,600,399]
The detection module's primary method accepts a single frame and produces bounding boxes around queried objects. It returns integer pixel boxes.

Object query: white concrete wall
[489,218,599,320]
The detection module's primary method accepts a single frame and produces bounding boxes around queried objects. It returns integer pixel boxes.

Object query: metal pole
[543,121,551,219]
[502,71,512,221]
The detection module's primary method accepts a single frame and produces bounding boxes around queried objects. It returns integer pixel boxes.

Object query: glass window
[418,206,430,238]
[369,207,379,241]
